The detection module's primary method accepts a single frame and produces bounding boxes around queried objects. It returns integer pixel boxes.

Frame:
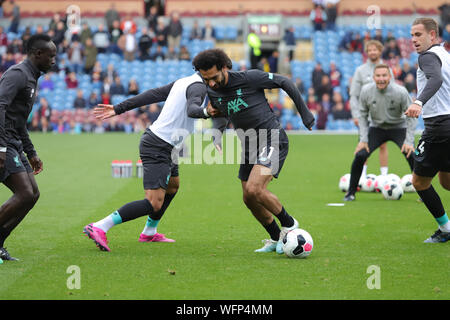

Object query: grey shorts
[139,129,179,190]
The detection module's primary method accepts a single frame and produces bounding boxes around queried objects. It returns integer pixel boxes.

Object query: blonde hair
[364,39,384,53]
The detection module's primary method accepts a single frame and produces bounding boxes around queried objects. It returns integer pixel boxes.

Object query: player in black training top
[193,49,315,254]
[0,34,56,262]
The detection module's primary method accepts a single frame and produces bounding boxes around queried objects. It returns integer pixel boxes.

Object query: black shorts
[0,140,33,183]
[413,137,450,177]
[139,129,179,190]
[237,127,289,181]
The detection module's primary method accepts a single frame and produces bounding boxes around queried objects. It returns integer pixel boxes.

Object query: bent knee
[439,173,450,190]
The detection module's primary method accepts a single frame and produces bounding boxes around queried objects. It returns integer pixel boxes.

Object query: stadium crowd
[0,0,449,133]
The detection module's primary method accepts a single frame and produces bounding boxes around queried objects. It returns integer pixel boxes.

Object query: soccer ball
[401,174,415,192]
[339,174,350,192]
[381,181,404,200]
[386,173,401,184]
[282,228,314,259]
[374,175,387,193]
[361,174,376,192]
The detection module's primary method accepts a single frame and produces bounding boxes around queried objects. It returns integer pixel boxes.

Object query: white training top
[417,45,450,119]
[150,73,205,146]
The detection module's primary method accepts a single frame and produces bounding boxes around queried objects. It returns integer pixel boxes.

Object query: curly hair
[192,49,233,71]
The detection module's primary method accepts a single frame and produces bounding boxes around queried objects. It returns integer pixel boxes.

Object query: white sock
[362,165,368,178]
[380,166,388,176]
[142,217,160,236]
[439,221,450,233]
[93,211,122,233]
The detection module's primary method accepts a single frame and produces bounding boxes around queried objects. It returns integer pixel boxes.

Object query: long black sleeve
[185,82,208,119]
[417,52,443,105]
[113,81,175,115]
[18,126,36,158]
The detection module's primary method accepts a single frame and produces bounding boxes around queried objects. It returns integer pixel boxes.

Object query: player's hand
[352,118,359,127]
[354,142,369,155]
[206,103,221,117]
[93,104,117,120]
[28,155,43,175]
[404,103,422,118]
[401,143,415,158]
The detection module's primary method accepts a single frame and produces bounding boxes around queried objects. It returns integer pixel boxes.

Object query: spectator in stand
[108,20,123,55]
[155,17,167,47]
[52,21,66,48]
[257,57,270,72]
[6,38,22,55]
[110,76,126,96]
[0,26,8,57]
[20,26,32,52]
[101,63,118,83]
[179,45,191,61]
[105,2,120,32]
[328,61,341,88]
[147,5,159,31]
[331,101,352,120]
[93,23,110,54]
[167,11,183,53]
[87,91,101,108]
[128,79,139,95]
[372,29,384,44]
[385,31,396,43]
[73,89,87,109]
[283,26,296,61]
[443,24,450,43]
[316,74,333,101]
[1,52,14,72]
[165,46,178,60]
[79,22,92,46]
[310,4,327,31]
[382,39,401,60]
[147,103,161,124]
[321,93,332,112]
[39,73,54,91]
[8,0,20,34]
[190,20,203,41]
[150,44,165,61]
[91,71,102,91]
[65,71,78,89]
[202,20,216,42]
[316,103,328,130]
[438,3,450,29]
[349,33,363,53]
[67,39,83,74]
[391,61,403,81]
[332,89,344,107]
[138,27,153,60]
[403,73,417,95]
[268,50,279,73]
[306,94,319,115]
[339,31,353,51]
[38,97,52,132]
[325,1,338,31]
[49,13,62,32]
[312,62,326,92]
[83,37,97,74]
[118,30,137,61]
[120,14,137,35]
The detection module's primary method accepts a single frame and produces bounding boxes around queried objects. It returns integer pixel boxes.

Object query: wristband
[0,147,6,152]
[203,107,210,118]
[414,100,423,107]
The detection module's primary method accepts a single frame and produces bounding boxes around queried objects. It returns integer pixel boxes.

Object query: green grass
[0,133,448,300]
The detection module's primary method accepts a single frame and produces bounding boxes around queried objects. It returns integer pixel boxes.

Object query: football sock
[117,199,153,223]
[275,206,295,228]
[380,167,388,176]
[436,213,450,232]
[150,192,177,221]
[362,165,368,178]
[416,186,447,228]
[93,211,122,233]
[263,219,281,241]
[142,217,159,236]
[0,227,7,247]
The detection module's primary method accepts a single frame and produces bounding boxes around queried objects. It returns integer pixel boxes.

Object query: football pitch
[0,132,448,300]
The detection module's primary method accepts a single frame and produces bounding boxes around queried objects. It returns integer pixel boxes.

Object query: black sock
[263,219,281,241]
[117,199,153,223]
[0,226,8,248]
[416,185,445,219]
[150,192,177,221]
[275,206,295,228]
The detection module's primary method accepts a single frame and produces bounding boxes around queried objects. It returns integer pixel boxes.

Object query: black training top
[0,59,41,157]
[206,69,314,131]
